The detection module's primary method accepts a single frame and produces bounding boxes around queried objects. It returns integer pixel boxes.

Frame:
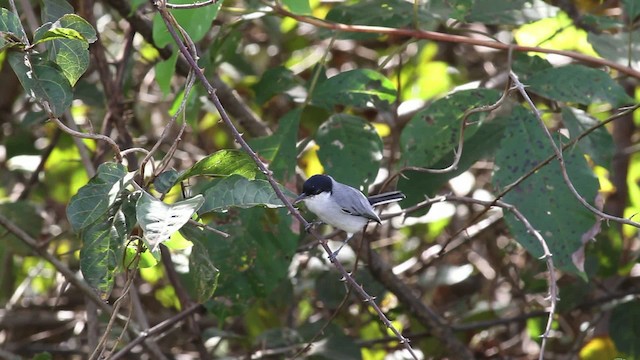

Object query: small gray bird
[294,174,405,257]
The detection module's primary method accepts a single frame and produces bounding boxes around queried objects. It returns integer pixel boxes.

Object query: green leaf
[400,88,501,168]
[177,149,259,183]
[622,0,640,20]
[561,107,614,169]
[493,106,599,276]
[152,0,222,47]
[252,66,299,104]
[49,37,90,86]
[315,114,382,189]
[34,27,86,43]
[136,193,204,251]
[248,109,300,181]
[189,233,220,302]
[79,207,127,300]
[41,0,74,23]
[283,0,312,15]
[155,52,178,96]
[57,14,97,43]
[182,207,297,315]
[199,175,290,214]
[466,0,559,25]
[312,69,397,110]
[325,0,441,39]
[67,163,130,232]
[588,30,640,70]
[525,64,634,107]
[7,53,73,117]
[0,8,25,50]
[34,15,96,85]
[399,114,509,216]
[154,169,180,194]
[0,202,43,256]
[610,300,640,357]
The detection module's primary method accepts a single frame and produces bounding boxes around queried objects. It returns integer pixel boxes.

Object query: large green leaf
[136,193,204,252]
[610,300,640,357]
[199,175,291,214]
[248,109,300,181]
[312,69,396,110]
[493,106,599,276]
[315,114,382,189]
[67,163,129,232]
[79,204,128,300]
[525,64,634,107]
[181,207,297,316]
[177,149,258,183]
[561,107,614,169]
[7,53,73,117]
[400,88,501,168]
[32,15,97,85]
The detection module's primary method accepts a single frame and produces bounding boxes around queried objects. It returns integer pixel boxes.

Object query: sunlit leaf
[315,114,382,189]
[136,192,204,252]
[177,149,259,182]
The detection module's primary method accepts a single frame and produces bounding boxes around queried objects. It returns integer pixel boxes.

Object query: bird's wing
[333,182,381,222]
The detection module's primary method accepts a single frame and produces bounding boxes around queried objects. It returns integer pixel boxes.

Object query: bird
[294,174,405,258]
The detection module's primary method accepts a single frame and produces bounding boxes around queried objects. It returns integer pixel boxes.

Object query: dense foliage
[1,0,640,359]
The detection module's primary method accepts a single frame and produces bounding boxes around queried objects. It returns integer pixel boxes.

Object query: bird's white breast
[303,192,369,234]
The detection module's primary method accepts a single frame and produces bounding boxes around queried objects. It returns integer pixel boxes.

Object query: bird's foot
[304,220,322,233]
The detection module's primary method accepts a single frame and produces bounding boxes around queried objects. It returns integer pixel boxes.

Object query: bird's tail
[368,191,405,206]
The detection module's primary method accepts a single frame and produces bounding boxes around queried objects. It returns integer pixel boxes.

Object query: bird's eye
[340,208,352,215]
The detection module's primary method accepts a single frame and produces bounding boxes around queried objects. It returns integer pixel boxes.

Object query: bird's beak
[293,193,308,205]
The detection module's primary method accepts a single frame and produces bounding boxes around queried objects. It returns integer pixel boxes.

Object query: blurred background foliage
[1,0,640,359]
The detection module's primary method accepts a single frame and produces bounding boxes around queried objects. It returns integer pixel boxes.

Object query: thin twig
[270,4,640,79]
[152,1,423,357]
[110,303,204,360]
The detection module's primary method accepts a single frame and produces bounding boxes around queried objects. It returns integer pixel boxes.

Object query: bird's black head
[294,174,333,204]
[302,174,333,196]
